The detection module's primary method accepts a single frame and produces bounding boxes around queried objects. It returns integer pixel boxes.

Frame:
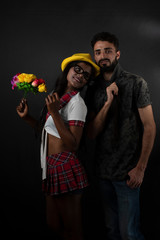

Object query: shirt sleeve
[134,77,152,108]
[67,100,87,122]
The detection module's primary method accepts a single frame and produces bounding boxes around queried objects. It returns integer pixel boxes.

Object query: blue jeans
[98,179,145,240]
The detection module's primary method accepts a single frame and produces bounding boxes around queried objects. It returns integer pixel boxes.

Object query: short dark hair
[91,32,119,51]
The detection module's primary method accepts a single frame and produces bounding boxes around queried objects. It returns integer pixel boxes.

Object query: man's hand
[105,82,118,105]
[127,166,145,188]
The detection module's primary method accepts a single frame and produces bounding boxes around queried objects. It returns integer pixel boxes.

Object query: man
[86,32,156,240]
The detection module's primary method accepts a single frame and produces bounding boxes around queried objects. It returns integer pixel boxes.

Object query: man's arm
[127,104,156,188]
[87,82,118,139]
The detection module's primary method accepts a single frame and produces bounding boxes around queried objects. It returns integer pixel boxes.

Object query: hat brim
[61,55,100,77]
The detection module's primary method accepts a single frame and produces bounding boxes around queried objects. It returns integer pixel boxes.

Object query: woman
[16,53,100,240]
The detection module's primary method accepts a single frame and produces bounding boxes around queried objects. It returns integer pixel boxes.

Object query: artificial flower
[11,73,20,89]
[38,83,47,92]
[18,73,36,83]
[32,78,45,87]
[11,73,47,98]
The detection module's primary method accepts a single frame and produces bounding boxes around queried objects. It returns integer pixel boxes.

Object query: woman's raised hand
[45,92,60,114]
[16,98,29,119]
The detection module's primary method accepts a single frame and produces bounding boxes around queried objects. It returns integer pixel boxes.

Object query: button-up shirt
[86,63,151,181]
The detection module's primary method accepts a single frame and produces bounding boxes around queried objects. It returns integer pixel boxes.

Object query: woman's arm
[16,98,39,129]
[45,93,83,151]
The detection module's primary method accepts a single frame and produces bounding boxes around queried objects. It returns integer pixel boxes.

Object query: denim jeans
[98,179,145,240]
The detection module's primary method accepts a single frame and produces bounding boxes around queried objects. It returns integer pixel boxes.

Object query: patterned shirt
[86,63,151,181]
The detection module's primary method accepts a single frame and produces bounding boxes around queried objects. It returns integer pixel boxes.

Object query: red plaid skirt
[42,151,89,195]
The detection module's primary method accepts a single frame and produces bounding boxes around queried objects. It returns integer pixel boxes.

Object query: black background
[1,0,160,238]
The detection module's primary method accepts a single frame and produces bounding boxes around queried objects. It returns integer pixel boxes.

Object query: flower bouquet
[11,73,47,98]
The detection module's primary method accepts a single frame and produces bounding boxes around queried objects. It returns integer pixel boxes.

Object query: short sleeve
[134,77,151,108]
[67,100,87,122]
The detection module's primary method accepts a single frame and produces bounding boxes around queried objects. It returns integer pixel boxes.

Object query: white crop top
[40,92,87,179]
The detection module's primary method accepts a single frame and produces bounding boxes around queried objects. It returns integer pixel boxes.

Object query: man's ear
[116,51,120,60]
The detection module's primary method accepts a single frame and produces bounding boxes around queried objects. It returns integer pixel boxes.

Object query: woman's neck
[65,86,78,93]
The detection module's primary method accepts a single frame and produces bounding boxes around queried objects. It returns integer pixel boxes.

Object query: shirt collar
[97,63,124,87]
[45,91,78,121]
[59,90,78,109]
[110,63,124,83]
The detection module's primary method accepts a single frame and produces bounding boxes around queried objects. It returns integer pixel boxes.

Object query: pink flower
[11,73,20,89]
[32,78,45,87]
[32,79,39,87]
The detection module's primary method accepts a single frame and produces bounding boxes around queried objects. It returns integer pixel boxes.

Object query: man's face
[93,41,120,73]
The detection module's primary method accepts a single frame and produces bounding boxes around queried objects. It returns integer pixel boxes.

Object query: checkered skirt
[42,151,89,195]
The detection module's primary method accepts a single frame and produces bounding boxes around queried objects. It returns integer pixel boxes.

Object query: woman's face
[66,62,92,90]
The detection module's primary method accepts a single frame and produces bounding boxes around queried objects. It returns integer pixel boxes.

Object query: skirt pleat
[42,151,89,195]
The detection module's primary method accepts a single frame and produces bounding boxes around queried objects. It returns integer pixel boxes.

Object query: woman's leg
[57,192,84,240]
[46,195,63,238]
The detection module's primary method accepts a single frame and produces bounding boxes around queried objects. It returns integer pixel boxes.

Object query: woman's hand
[16,98,28,119]
[45,92,60,114]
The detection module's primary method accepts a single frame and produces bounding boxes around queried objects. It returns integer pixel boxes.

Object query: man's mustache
[98,58,111,65]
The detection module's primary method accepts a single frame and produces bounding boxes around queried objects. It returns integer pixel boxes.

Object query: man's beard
[98,58,118,73]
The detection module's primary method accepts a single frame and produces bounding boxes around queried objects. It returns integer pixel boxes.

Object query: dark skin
[16,62,92,240]
[16,62,92,155]
[45,93,83,155]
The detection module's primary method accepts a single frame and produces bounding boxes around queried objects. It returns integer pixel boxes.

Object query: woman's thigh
[58,193,83,239]
[46,195,61,231]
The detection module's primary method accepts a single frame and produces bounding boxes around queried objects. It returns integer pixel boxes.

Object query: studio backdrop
[1,1,160,239]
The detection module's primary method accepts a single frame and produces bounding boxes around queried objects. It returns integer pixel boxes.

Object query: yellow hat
[61,53,100,77]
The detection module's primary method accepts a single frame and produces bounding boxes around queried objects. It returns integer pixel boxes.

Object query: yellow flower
[18,73,37,83]
[38,83,47,92]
